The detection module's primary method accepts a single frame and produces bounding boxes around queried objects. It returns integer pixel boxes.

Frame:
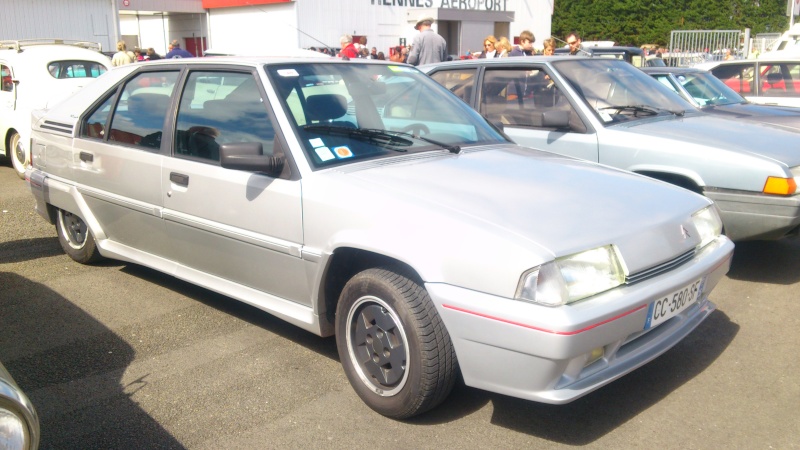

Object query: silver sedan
[28,57,733,418]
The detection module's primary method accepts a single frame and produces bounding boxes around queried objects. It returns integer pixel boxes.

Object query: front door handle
[170,172,189,187]
[79,151,93,163]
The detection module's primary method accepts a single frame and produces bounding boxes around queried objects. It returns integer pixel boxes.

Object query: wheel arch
[635,169,704,194]
[318,247,423,337]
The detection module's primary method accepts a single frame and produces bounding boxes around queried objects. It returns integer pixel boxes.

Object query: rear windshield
[48,60,107,79]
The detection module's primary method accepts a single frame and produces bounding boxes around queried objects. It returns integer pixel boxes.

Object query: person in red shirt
[339,34,358,59]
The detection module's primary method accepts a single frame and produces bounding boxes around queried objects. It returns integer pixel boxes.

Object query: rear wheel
[56,209,102,264]
[8,131,27,179]
[335,267,457,419]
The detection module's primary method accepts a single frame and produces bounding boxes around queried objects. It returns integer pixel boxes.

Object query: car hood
[310,144,711,292]
[702,103,800,132]
[616,114,800,165]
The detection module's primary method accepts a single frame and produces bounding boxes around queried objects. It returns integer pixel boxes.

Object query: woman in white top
[111,41,135,66]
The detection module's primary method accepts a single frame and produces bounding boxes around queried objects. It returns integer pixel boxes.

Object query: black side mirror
[220,142,284,177]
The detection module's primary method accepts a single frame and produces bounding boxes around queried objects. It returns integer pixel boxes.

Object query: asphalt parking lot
[1,164,798,449]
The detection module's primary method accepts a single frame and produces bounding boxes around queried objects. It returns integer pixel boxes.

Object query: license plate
[644,278,705,330]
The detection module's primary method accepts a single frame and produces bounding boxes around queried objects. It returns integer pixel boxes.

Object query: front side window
[174,71,276,161]
[107,71,179,150]
[47,60,107,79]
[760,63,800,97]
[267,63,505,169]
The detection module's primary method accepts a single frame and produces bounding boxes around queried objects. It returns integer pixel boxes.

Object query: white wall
[207,4,299,53]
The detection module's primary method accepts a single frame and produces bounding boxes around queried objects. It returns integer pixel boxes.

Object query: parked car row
[421,57,800,242]
[5,46,798,425]
[23,56,734,420]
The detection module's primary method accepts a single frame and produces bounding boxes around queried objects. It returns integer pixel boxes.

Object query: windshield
[266,62,507,168]
[553,59,696,125]
[673,71,745,106]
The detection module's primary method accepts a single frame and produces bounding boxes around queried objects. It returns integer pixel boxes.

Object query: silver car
[643,66,800,132]
[27,57,733,418]
[0,361,39,450]
[422,57,800,241]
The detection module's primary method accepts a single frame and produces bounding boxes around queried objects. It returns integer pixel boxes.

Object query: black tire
[8,131,27,180]
[335,267,457,419]
[56,209,102,264]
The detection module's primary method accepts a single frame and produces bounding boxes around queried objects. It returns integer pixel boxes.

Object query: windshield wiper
[599,104,685,117]
[303,125,413,151]
[365,128,462,154]
[304,125,462,154]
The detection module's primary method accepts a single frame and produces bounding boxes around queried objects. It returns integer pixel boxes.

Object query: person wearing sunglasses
[566,31,582,55]
[479,35,499,58]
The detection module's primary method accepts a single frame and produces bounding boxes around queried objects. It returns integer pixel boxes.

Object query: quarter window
[1,64,12,92]
[174,71,275,161]
[47,60,107,79]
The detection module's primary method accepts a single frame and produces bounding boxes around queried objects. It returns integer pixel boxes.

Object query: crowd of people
[111,39,195,66]
[324,20,587,66]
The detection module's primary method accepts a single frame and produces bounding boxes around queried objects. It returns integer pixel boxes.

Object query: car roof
[419,55,590,71]
[641,66,706,75]
[132,55,399,67]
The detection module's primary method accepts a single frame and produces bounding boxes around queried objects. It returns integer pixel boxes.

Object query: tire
[8,131,27,180]
[56,209,102,264]
[335,267,457,419]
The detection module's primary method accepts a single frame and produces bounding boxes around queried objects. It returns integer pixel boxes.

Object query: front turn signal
[763,176,797,195]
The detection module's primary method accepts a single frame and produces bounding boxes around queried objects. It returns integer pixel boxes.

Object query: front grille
[625,248,696,285]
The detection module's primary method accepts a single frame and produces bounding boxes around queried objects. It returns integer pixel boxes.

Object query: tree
[552,0,790,47]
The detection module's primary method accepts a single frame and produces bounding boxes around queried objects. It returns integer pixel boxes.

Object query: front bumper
[426,236,733,404]
[704,188,800,241]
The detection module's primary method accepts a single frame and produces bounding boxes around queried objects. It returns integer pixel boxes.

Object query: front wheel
[8,131,27,179]
[335,267,457,419]
[56,209,102,264]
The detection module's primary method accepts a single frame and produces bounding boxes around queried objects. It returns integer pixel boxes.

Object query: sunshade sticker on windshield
[333,146,353,158]
[315,146,335,161]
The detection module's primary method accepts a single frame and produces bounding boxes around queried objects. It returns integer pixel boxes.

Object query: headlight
[516,245,626,306]
[692,205,723,249]
[0,405,30,450]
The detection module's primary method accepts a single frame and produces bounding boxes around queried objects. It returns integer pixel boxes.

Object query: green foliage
[552,0,791,47]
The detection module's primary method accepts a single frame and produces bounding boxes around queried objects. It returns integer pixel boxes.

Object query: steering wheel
[399,123,430,136]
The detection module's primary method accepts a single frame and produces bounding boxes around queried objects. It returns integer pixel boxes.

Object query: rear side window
[710,63,754,95]
[106,71,179,150]
[174,71,275,161]
[47,60,107,79]
[428,69,476,104]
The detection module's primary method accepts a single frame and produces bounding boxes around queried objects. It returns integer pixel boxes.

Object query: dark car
[555,46,665,67]
[643,66,800,132]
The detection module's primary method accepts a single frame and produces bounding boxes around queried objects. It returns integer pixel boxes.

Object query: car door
[74,69,179,258]
[475,66,600,162]
[161,68,309,306]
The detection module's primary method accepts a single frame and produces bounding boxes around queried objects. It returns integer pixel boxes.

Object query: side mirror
[534,110,571,129]
[220,142,284,177]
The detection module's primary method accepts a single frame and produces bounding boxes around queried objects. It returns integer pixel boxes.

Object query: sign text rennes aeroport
[371,0,509,11]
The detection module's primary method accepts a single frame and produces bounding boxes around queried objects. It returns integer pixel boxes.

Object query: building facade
[2,0,554,57]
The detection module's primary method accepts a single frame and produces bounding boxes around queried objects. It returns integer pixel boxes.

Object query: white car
[694,57,800,108]
[0,39,110,178]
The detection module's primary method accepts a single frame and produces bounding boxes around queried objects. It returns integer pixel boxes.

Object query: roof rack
[0,39,102,53]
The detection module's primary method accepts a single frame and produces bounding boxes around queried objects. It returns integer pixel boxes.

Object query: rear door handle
[79,151,93,163]
[170,172,189,187]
